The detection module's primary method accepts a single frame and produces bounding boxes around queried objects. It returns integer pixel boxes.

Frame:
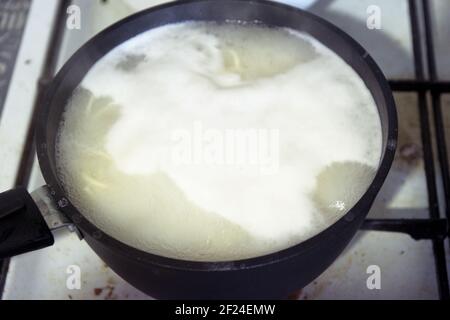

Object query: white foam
[56,22,382,261]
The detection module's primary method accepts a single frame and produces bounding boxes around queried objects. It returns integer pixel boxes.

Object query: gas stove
[0,0,449,300]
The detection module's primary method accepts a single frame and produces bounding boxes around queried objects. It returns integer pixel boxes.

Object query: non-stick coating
[36,0,397,298]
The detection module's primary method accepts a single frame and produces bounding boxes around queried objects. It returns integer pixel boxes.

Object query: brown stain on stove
[94,288,103,296]
[83,259,121,299]
[394,93,423,169]
[365,92,427,218]
[287,289,303,300]
[93,284,117,300]
[105,285,117,300]
[399,143,421,166]
[105,276,118,300]
[92,276,118,300]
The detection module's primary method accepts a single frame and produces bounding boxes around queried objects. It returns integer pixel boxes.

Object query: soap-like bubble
[56,22,382,261]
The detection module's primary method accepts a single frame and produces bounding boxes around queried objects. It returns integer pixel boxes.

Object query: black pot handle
[0,187,54,259]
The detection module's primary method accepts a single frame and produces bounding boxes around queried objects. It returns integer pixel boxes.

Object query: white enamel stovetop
[1,0,450,299]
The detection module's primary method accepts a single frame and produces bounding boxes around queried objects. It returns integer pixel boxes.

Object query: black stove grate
[0,0,449,300]
[418,0,450,300]
[362,0,450,300]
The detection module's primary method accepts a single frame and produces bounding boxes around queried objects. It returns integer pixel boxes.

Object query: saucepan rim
[36,0,398,272]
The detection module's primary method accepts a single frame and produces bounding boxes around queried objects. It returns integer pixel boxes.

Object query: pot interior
[36,0,397,267]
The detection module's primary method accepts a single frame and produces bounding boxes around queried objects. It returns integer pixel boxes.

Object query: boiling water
[56,22,382,261]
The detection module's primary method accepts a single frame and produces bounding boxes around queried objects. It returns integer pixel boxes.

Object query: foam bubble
[56,22,382,261]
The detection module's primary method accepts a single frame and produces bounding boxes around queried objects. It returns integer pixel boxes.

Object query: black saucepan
[0,0,397,299]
